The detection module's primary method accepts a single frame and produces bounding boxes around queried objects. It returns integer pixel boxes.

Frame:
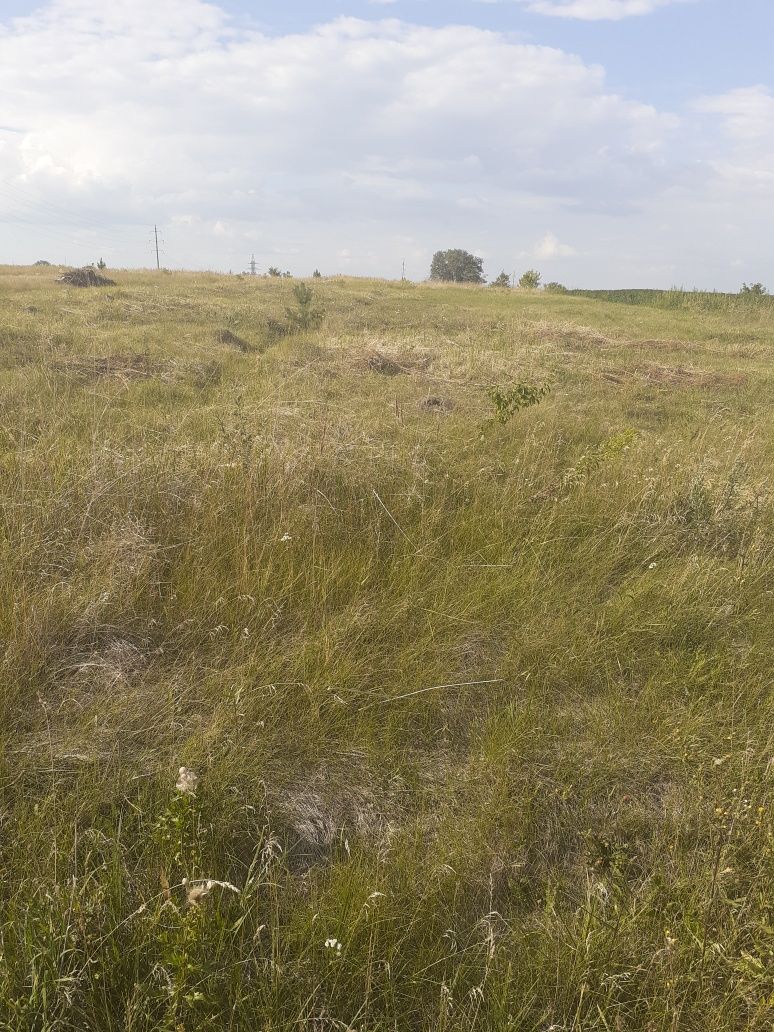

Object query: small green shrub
[562,427,639,486]
[518,269,541,290]
[490,272,511,289]
[285,283,323,331]
[487,383,550,424]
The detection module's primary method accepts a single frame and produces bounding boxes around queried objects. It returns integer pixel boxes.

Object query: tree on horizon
[430,249,485,284]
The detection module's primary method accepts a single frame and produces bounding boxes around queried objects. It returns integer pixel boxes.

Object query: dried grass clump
[53,352,160,382]
[418,395,454,413]
[59,267,116,288]
[600,363,748,388]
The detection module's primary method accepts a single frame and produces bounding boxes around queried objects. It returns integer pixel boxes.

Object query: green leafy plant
[285,283,323,330]
[487,383,550,424]
[544,281,568,293]
[518,269,541,289]
[563,427,639,486]
[490,272,511,288]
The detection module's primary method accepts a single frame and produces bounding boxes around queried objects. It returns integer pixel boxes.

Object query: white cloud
[694,85,774,142]
[690,86,774,198]
[517,0,690,20]
[0,0,767,288]
[535,232,576,258]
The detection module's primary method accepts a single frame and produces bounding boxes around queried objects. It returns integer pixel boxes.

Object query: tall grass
[568,286,774,315]
[0,266,772,1029]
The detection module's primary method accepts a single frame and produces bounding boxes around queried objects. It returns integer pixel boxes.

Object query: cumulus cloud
[690,86,774,198]
[0,0,767,287]
[0,0,678,274]
[535,233,576,258]
[694,85,774,142]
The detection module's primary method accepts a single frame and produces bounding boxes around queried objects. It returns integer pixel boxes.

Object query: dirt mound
[365,351,403,375]
[215,328,255,353]
[59,267,116,288]
[419,395,454,413]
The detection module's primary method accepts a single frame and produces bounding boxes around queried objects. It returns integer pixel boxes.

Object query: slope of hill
[0,266,772,1030]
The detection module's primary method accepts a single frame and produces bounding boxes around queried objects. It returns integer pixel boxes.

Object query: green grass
[0,265,772,1030]
[567,287,774,316]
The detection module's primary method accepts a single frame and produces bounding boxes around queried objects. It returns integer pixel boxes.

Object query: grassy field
[0,265,772,1031]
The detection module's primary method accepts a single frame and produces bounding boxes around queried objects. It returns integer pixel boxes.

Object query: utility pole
[402,259,405,281]
[154,225,160,270]
[249,254,257,276]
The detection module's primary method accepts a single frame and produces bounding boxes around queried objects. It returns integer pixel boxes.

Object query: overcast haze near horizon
[1,0,772,288]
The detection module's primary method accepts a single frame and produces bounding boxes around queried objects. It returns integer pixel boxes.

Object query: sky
[0,0,772,287]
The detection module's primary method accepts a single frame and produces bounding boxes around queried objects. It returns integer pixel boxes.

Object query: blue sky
[1,0,772,287]
[207,0,774,106]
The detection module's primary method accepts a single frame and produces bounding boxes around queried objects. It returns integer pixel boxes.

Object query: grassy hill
[0,266,772,1030]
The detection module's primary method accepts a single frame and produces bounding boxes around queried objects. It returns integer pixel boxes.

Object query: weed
[487,382,550,424]
[563,427,639,486]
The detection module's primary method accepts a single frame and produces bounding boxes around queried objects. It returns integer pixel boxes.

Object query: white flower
[324,938,343,954]
[649,562,658,570]
[175,766,199,795]
[280,533,292,542]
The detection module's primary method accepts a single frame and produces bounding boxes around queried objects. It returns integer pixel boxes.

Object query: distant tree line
[429,250,566,292]
[429,249,769,299]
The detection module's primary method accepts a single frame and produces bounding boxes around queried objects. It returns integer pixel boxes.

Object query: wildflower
[649,562,658,570]
[324,938,343,954]
[185,878,240,906]
[280,533,292,542]
[176,766,199,795]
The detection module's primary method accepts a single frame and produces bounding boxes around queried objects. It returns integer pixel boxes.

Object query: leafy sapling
[487,383,550,425]
[285,283,324,331]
